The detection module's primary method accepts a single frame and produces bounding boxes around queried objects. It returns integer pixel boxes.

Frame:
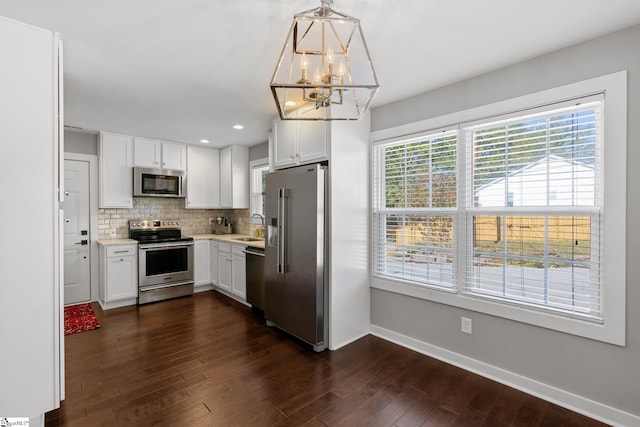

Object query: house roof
[476,154,594,192]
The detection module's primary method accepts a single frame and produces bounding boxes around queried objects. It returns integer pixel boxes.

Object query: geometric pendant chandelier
[270,0,379,120]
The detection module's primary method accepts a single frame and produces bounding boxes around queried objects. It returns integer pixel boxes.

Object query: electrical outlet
[110,229,116,238]
[461,317,472,335]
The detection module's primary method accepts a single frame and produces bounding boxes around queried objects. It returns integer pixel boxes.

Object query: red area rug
[64,303,101,335]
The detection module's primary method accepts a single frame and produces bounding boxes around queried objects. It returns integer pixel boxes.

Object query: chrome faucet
[251,213,264,224]
[251,214,265,237]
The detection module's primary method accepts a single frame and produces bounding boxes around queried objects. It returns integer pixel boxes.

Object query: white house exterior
[476,154,595,207]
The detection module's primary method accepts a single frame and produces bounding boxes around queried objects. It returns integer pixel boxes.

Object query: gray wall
[370,24,640,417]
[64,130,97,155]
[249,141,268,161]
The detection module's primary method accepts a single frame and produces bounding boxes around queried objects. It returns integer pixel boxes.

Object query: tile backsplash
[98,198,256,240]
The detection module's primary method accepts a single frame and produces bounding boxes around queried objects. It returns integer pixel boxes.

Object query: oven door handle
[138,242,194,250]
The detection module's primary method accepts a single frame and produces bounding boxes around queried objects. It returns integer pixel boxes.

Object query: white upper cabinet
[162,141,187,170]
[220,145,249,208]
[186,146,220,209]
[272,118,329,169]
[133,137,160,167]
[99,132,134,208]
[134,137,186,170]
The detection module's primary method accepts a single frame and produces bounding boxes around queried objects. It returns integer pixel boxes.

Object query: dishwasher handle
[244,248,265,257]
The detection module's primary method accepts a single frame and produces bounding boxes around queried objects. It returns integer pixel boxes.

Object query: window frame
[249,157,270,224]
[370,71,627,346]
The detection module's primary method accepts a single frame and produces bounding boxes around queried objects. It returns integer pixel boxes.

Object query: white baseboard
[194,284,214,293]
[329,330,370,351]
[98,297,137,310]
[370,325,639,427]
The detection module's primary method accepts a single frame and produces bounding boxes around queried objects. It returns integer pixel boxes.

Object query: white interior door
[64,159,91,304]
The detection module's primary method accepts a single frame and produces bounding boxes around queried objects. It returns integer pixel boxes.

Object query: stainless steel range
[129,219,194,304]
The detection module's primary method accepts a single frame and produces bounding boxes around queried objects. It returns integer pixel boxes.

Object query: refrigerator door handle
[278,187,289,274]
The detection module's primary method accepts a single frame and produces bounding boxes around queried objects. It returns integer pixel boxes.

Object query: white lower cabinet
[99,243,138,309]
[210,240,219,285]
[193,239,212,291]
[217,243,232,292]
[231,244,246,299]
[209,240,247,303]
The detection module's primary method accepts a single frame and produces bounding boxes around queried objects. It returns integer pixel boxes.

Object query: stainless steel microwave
[133,167,185,198]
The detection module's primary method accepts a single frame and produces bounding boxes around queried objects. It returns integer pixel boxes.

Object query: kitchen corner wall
[98,197,252,239]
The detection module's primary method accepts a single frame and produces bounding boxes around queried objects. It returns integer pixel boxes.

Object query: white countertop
[97,234,265,248]
[97,238,138,246]
[187,233,265,249]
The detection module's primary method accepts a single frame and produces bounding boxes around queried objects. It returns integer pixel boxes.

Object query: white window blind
[373,98,603,322]
[373,131,458,289]
[250,162,269,222]
[465,101,602,320]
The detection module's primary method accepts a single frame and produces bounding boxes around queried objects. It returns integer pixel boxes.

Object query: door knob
[65,217,70,223]
[64,190,70,196]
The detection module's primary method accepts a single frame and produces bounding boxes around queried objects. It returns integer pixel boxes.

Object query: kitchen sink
[232,237,264,242]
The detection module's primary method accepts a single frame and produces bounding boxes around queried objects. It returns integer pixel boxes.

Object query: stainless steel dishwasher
[244,246,265,311]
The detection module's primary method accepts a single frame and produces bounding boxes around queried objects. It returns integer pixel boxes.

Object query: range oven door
[138,242,194,288]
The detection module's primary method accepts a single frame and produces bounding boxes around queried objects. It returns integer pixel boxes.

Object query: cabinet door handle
[113,250,129,253]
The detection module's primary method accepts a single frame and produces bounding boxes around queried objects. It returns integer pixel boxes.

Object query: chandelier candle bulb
[301,53,308,80]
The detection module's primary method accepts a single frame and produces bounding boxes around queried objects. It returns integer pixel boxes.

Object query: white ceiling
[1,0,640,148]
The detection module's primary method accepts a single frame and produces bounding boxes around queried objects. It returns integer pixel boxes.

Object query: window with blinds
[373,97,604,322]
[250,162,269,222]
[373,131,458,289]
[466,101,602,320]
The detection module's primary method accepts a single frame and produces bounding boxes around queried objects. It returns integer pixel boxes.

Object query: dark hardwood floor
[47,292,607,426]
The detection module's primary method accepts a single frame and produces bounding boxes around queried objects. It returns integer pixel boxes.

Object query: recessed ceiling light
[200,139,210,143]
[285,101,297,107]
[233,124,244,130]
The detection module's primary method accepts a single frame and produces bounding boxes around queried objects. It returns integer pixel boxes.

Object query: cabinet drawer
[218,242,231,253]
[232,244,246,255]
[106,246,137,257]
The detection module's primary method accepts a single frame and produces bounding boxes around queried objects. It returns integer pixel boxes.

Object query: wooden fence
[474,216,591,242]
[391,216,591,246]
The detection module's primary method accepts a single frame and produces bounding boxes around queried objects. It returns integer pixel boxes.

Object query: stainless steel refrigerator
[264,163,328,352]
